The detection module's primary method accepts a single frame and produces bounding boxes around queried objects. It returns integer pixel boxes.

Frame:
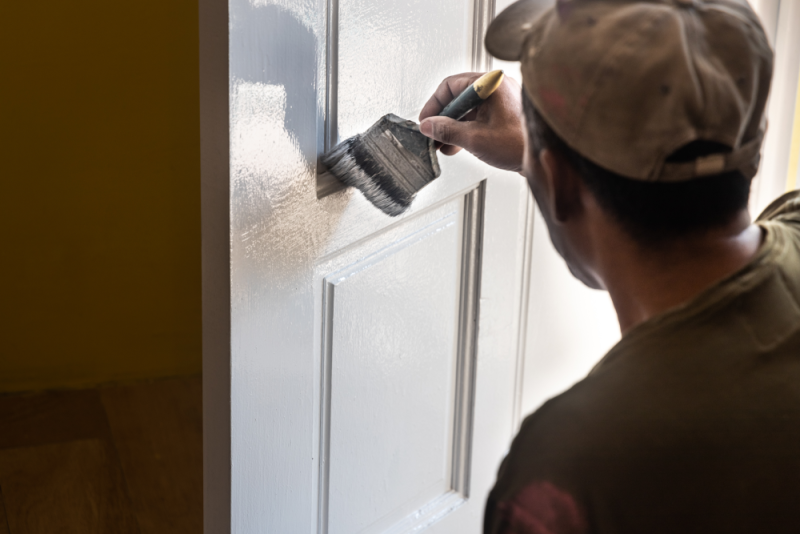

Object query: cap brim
[485,0,554,61]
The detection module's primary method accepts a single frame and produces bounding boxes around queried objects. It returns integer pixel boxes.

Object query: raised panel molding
[511,193,535,435]
[472,0,496,72]
[315,185,485,533]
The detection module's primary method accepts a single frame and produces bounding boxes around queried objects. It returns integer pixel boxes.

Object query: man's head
[520,91,755,287]
[523,92,753,243]
[485,0,773,286]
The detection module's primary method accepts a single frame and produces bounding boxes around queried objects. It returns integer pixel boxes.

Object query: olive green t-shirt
[485,191,800,534]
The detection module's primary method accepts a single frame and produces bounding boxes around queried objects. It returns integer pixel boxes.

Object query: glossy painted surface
[327,212,459,534]
[337,0,471,141]
[202,0,535,531]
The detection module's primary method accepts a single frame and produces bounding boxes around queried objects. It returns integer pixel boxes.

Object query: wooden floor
[0,375,202,534]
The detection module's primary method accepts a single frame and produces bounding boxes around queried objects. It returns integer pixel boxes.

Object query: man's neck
[596,212,763,334]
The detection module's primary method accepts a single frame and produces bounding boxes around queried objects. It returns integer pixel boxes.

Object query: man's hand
[419,72,525,173]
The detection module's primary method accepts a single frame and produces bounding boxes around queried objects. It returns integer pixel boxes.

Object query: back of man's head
[522,95,753,245]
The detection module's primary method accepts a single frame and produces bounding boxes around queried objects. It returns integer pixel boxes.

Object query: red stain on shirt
[497,481,587,534]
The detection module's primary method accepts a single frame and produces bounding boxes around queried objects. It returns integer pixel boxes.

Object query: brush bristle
[321,136,413,217]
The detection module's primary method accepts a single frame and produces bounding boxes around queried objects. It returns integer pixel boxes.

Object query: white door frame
[199,0,230,529]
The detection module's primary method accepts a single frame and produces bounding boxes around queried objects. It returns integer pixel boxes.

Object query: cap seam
[647,8,709,179]
[529,7,667,175]
[704,3,768,148]
[574,7,678,177]
[677,9,706,125]
[577,6,741,180]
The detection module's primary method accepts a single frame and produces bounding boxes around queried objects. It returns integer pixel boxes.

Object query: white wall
[520,206,620,416]
[492,0,620,419]
[750,0,800,213]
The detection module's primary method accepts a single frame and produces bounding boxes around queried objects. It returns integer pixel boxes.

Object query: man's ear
[539,148,582,223]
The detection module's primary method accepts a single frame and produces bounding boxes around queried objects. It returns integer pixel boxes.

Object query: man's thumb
[420,117,470,147]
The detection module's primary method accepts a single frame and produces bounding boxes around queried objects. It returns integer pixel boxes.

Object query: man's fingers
[420,116,473,149]
[419,73,482,121]
[414,72,524,170]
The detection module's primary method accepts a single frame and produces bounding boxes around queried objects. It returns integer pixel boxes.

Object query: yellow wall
[0,0,201,391]
[787,69,800,191]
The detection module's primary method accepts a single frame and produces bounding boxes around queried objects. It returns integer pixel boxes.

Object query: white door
[200,0,535,532]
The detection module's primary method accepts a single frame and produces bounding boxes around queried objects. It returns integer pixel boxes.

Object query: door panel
[319,192,479,533]
[337,0,472,142]
[201,0,535,532]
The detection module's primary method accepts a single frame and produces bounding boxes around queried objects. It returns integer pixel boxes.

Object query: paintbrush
[319,70,505,216]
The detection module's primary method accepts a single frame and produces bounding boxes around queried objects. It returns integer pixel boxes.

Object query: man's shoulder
[490,320,800,531]
[485,361,669,532]
[511,355,662,457]
[756,190,800,224]
[498,356,668,488]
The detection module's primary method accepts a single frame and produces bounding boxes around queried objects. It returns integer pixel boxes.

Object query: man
[419,0,800,532]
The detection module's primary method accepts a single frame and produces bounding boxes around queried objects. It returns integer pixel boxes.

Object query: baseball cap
[485,0,773,181]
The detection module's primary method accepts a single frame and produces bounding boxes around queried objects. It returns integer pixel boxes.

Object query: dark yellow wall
[0,0,201,391]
